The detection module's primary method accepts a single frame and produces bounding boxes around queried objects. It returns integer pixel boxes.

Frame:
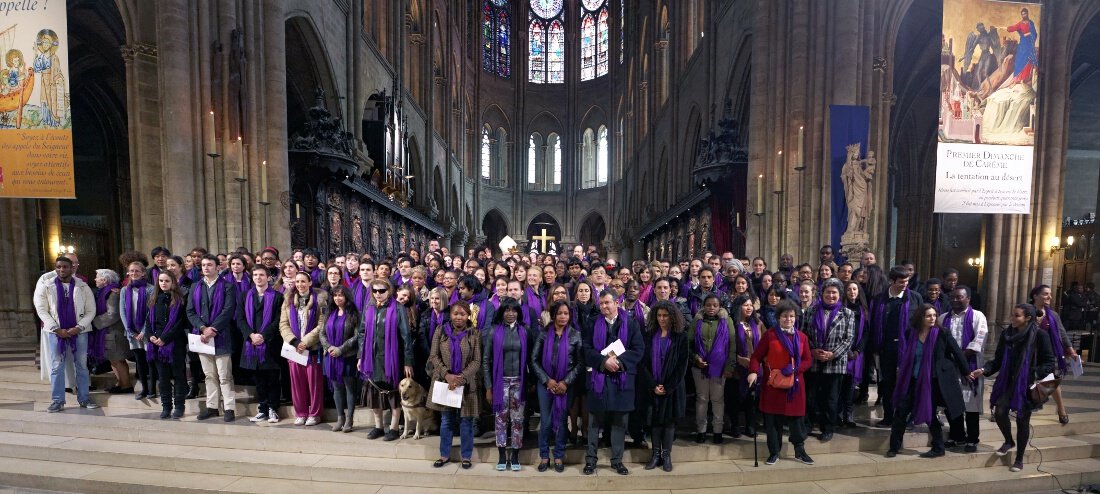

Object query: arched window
[528,133,540,186]
[580,0,608,81]
[482,0,510,78]
[547,133,562,190]
[495,127,509,186]
[529,0,564,84]
[580,128,596,189]
[481,126,492,180]
[597,125,609,185]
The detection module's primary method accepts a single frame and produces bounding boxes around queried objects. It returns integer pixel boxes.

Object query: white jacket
[33,272,96,334]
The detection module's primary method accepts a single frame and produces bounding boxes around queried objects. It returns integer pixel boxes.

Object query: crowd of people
[32,241,1078,475]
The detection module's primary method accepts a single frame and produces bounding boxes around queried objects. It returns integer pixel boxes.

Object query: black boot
[644,448,663,470]
[186,382,199,400]
[662,448,673,472]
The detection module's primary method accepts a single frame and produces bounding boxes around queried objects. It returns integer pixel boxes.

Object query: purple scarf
[491,323,528,412]
[736,319,761,359]
[626,301,646,327]
[542,326,571,433]
[428,309,445,343]
[122,281,148,337]
[444,323,468,373]
[813,302,842,348]
[242,288,277,366]
[290,290,321,363]
[944,307,978,371]
[1041,310,1067,373]
[590,310,629,396]
[224,271,252,298]
[525,286,544,317]
[873,290,911,350]
[323,311,349,383]
[309,267,323,286]
[846,305,866,381]
[639,284,654,306]
[989,327,1033,413]
[651,332,672,381]
[54,277,79,356]
[774,328,802,401]
[352,279,369,310]
[145,299,183,363]
[694,316,730,379]
[449,288,460,305]
[359,301,401,385]
[190,278,227,342]
[90,283,119,363]
[894,326,940,425]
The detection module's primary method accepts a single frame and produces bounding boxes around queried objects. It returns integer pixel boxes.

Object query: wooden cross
[532,228,556,253]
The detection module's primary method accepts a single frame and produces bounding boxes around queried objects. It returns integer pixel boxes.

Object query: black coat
[237,289,285,370]
[530,325,583,387]
[902,328,971,421]
[145,293,188,362]
[582,316,645,412]
[982,325,1056,410]
[639,330,690,426]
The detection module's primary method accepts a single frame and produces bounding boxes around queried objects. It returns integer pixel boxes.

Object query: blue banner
[829,105,870,258]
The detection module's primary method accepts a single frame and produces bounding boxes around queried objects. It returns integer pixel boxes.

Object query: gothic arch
[577,211,607,253]
[682,106,703,202]
[482,209,510,255]
[285,15,342,131]
[481,103,511,131]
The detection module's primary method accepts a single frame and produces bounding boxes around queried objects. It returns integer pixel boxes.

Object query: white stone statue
[840,143,876,249]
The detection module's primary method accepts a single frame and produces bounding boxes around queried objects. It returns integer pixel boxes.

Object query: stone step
[0,406,1097,465]
[0,434,1096,494]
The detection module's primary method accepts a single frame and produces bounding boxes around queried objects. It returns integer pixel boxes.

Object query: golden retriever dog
[399,377,438,439]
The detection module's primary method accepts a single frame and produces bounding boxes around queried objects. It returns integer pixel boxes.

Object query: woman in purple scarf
[481,297,532,471]
[885,304,971,459]
[969,303,1055,473]
[121,261,156,399]
[356,278,414,441]
[428,301,482,470]
[280,272,328,426]
[727,294,762,439]
[531,300,582,473]
[144,272,188,419]
[1029,285,1078,425]
[92,268,131,394]
[320,284,361,432]
[640,301,689,472]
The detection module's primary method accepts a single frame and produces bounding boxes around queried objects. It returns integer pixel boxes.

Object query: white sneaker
[249,412,268,422]
[305,417,319,427]
[294,417,306,426]
[268,410,280,423]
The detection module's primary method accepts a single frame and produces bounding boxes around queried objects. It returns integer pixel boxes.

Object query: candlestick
[204,111,216,155]
[756,174,764,213]
[260,160,268,203]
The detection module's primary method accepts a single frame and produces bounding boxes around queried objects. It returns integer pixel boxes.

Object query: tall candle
[756,174,764,213]
[776,150,783,188]
[204,111,216,154]
[236,137,244,178]
[797,126,804,166]
[260,160,268,202]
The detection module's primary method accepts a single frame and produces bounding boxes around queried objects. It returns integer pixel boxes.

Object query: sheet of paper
[280,342,309,366]
[431,382,464,409]
[601,339,626,357]
[187,333,216,355]
[1069,355,1084,378]
[1030,373,1057,389]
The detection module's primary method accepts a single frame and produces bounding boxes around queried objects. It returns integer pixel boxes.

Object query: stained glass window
[580,0,607,81]
[530,0,564,84]
[482,0,510,78]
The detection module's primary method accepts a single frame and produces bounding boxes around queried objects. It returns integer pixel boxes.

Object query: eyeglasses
[372,289,388,294]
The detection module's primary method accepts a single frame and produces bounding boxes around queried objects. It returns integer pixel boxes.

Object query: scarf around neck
[122,281,148,336]
[54,277,79,356]
[323,311,349,383]
[491,323,528,412]
[145,295,183,363]
[591,310,629,396]
[775,327,802,401]
[989,325,1034,413]
[694,316,730,379]
[242,288,277,366]
[542,326,571,433]
[894,326,940,425]
[359,300,401,385]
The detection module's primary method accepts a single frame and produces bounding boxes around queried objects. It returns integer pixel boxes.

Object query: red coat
[749,328,813,416]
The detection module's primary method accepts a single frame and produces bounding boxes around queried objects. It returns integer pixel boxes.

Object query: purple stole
[145,299,183,363]
[873,290,911,351]
[590,310,629,396]
[53,277,79,356]
[428,309,445,343]
[289,290,321,363]
[525,286,545,319]
[846,304,866,381]
[894,327,940,425]
[309,267,323,286]
[443,323,468,375]
[1040,309,1068,373]
[639,283,654,306]
[650,332,671,381]
[989,327,1033,413]
[359,301,401,385]
[190,278,227,346]
[122,281,148,337]
[625,301,646,328]
[90,283,119,362]
[542,327,571,433]
[491,323,528,412]
[242,288,277,367]
[223,272,252,298]
[694,316,730,379]
[323,311,349,383]
[944,307,978,371]
[813,302,842,349]
[352,279,369,311]
[774,328,802,401]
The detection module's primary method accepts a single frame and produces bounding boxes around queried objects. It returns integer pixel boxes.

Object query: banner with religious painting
[934,0,1039,214]
[0,0,74,198]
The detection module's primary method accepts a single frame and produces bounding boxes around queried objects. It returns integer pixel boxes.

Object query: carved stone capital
[639,81,648,91]
[120,43,158,62]
[655,40,669,51]
[410,33,426,45]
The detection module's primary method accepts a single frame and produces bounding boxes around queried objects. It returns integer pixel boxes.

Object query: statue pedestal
[840,231,872,262]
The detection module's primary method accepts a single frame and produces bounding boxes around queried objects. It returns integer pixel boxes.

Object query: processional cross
[531,228,556,253]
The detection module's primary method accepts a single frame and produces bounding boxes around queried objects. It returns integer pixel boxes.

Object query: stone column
[156,0,200,251]
[122,41,164,252]
[263,0,291,253]
[0,199,40,341]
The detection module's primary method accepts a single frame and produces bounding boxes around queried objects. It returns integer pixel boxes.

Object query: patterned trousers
[494,376,525,449]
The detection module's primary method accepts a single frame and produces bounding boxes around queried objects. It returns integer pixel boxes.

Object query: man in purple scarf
[869,265,923,427]
[186,254,239,421]
[939,285,988,452]
[34,256,97,412]
[581,290,645,476]
[237,265,285,423]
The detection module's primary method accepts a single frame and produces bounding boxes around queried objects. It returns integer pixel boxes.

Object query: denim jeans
[439,409,475,459]
[537,385,570,460]
[49,332,90,404]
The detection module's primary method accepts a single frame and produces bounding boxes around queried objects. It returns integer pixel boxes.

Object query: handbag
[1028,376,1061,406]
[768,358,795,390]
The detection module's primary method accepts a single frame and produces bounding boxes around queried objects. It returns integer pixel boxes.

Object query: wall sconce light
[967,257,982,268]
[1049,235,1074,256]
[56,244,74,256]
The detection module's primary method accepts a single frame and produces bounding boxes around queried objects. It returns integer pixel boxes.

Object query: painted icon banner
[935,0,1039,214]
[0,0,74,199]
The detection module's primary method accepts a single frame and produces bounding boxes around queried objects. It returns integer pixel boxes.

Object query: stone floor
[1,344,1099,493]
